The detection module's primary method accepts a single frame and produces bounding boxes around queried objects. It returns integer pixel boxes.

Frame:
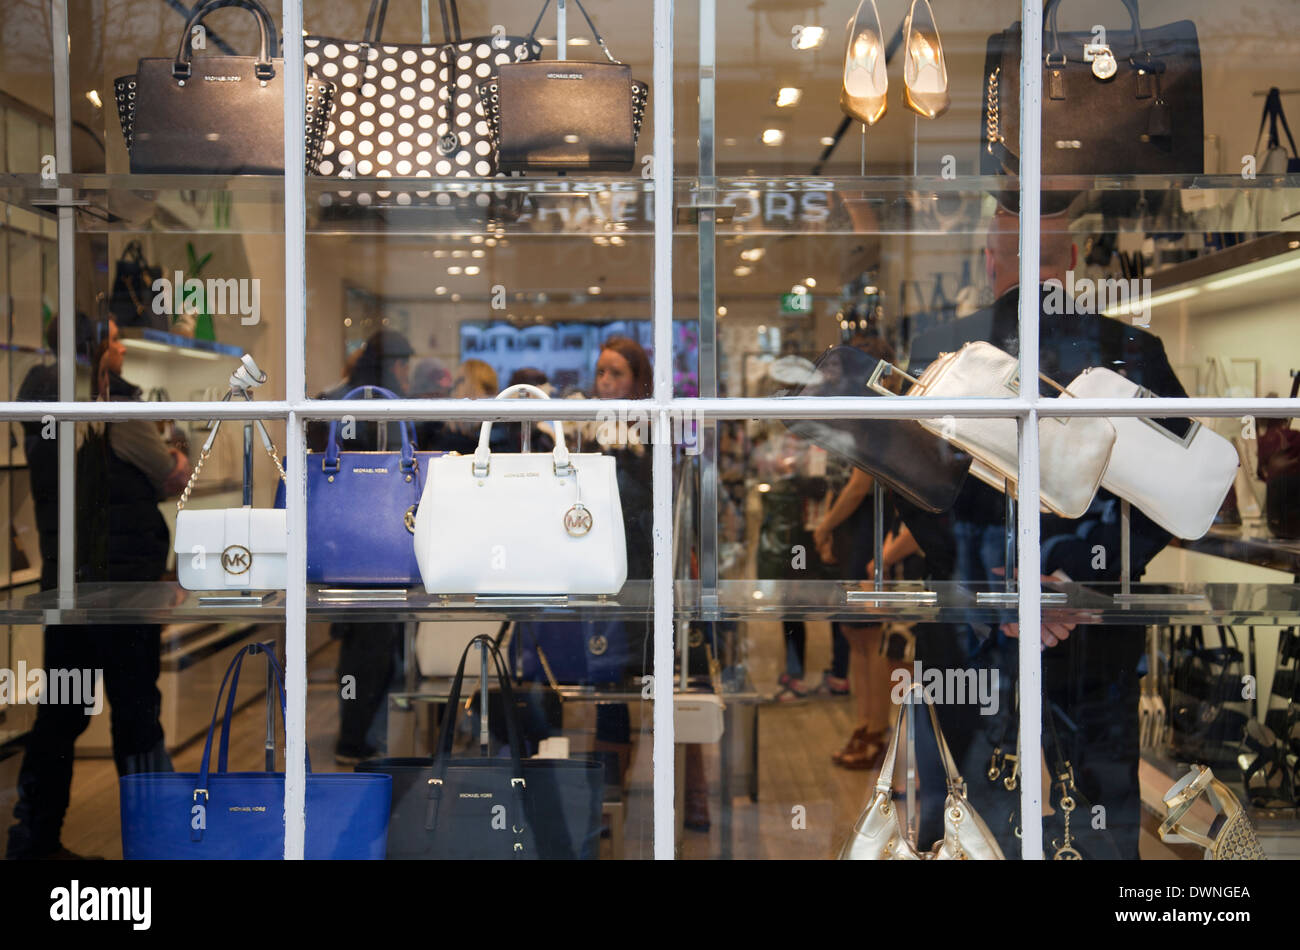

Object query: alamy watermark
[594,407,703,455]
[1042,270,1153,327]
[890,661,1000,716]
[151,271,261,325]
[0,663,103,714]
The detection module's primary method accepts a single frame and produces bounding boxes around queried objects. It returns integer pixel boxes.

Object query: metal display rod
[847,481,937,605]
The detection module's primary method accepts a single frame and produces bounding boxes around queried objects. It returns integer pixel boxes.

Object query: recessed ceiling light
[85,89,102,109]
[805,277,817,288]
[343,317,352,327]
[774,87,802,108]
[587,286,601,295]
[734,265,753,277]
[435,286,447,295]
[740,247,766,262]
[863,285,878,294]
[464,265,481,275]
[717,306,727,317]
[791,284,807,295]
[471,249,485,258]
[819,136,836,147]
[609,235,625,246]
[469,235,484,244]
[761,128,785,146]
[485,238,497,247]
[447,266,462,275]
[792,26,826,50]
[433,249,447,258]
[563,134,580,144]
[723,137,737,146]
[450,293,462,302]
[452,249,467,258]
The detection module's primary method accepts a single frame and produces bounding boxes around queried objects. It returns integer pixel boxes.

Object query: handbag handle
[1256,88,1300,160]
[528,0,621,64]
[192,644,311,820]
[874,684,966,797]
[173,0,277,81]
[1044,0,1147,65]
[472,383,571,478]
[365,0,460,44]
[322,385,417,473]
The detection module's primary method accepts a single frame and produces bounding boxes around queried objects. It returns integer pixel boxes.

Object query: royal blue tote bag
[512,619,643,686]
[120,643,391,859]
[274,385,442,585]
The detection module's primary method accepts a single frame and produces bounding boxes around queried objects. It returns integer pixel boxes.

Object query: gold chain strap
[986,66,1001,153]
[176,447,210,512]
[175,421,287,513]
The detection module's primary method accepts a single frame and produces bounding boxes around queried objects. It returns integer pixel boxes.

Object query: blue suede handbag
[275,385,442,585]
[120,643,392,859]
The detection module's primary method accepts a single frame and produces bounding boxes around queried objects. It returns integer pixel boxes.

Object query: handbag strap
[473,383,571,478]
[195,644,311,810]
[1256,88,1300,158]
[365,0,460,44]
[528,0,621,64]
[875,684,965,797]
[173,0,276,80]
[322,385,417,472]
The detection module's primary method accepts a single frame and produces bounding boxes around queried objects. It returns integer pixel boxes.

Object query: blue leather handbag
[513,620,643,686]
[120,643,391,859]
[275,385,442,585]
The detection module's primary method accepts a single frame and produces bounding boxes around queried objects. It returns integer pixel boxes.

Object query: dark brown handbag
[477,0,648,173]
[980,0,1203,178]
[778,345,971,514]
[114,0,335,175]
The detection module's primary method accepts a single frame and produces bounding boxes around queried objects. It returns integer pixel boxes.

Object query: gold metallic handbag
[1158,765,1267,860]
[838,686,1004,860]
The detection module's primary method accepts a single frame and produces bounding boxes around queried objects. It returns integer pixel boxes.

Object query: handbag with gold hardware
[839,686,1004,860]
[1158,764,1267,860]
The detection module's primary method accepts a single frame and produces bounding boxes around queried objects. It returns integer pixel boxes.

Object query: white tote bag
[413,383,627,595]
[1061,367,1239,539]
[908,342,1116,519]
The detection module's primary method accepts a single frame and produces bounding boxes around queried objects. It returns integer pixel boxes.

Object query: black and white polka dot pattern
[304,33,541,179]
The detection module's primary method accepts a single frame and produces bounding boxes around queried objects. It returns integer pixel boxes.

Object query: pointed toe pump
[840,0,888,127]
[902,0,950,119]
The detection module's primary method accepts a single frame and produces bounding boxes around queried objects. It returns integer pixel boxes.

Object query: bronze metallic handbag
[839,686,1004,860]
[477,0,648,173]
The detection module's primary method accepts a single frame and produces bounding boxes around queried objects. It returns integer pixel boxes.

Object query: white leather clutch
[413,383,627,595]
[175,507,287,591]
[1061,367,1238,538]
[908,341,1116,519]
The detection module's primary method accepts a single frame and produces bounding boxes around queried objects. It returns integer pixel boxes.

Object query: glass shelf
[6,173,1297,237]
[7,579,1300,626]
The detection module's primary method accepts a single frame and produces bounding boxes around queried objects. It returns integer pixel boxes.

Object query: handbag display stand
[846,483,939,606]
[197,355,279,607]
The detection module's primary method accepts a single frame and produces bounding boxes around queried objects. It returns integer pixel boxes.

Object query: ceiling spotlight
[447,266,462,275]
[760,128,785,147]
[471,249,485,258]
[433,249,447,258]
[791,284,807,295]
[740,247,766,262]
[343,317,352,327]
[450,293,462,302]
[805,277,817,288]
[435,286,448,295]
[587,286,602,295]
[774,87,802,108]
[464,265,481,275]
[717,306,727,317]
[792,26,826,50]
[485,238,498,247]
[610,235,625,246]
[863,285,878,295]
[85,89,103,109]
[469,235,484,244]
[451,249,467,258]
[819,136,836,147]
[734,265,753,277]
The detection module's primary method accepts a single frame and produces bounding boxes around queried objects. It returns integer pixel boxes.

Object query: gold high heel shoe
[1158,765,1267,860]
[902,0,950,119]
[839,0,888,127]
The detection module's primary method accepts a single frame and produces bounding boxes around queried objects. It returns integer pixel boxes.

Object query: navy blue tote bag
[120,643,391,859]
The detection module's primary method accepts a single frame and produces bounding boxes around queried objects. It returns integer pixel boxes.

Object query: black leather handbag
[305,0,541,179]
[477,0,648,173]
[981,0,1203,178]
[777,345,971,514]
[108,241,166,330]
[114,0,335,174]
[356,636,603,860]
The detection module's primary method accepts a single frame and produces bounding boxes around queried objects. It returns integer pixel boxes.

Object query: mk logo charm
[221,544,252,575]
[564,503,593,537]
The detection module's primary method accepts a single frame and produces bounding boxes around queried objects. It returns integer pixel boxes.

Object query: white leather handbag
[174,507,288,590]
[415,621,510,678]
[1061,367,1238,539]
[413,384,627,595]
[907,342,1116,519]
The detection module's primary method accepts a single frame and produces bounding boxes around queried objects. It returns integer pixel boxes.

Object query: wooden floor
[1,617,1189,860]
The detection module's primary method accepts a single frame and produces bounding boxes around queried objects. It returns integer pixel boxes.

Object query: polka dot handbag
[304,0,541,179]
